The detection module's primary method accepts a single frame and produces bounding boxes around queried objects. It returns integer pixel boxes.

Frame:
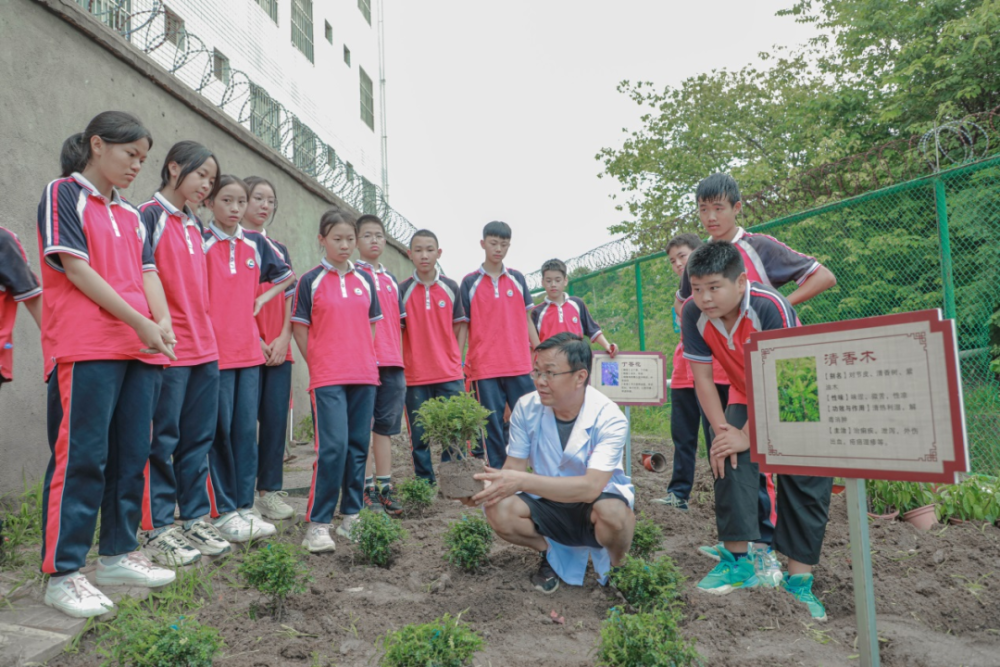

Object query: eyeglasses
[530,369,576,382]
[361,233,385,242]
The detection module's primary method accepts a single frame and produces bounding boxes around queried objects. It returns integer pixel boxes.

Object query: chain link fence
[74,0,420,245]
[541,152,1000,474]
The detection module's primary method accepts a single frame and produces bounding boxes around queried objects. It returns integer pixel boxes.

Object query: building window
[361,177,378,214]
[325,146,337,169]
[359,67,374,131]
[253,0,278,24]
[212,49,230,84]
[325,21,332,44]
[358,0,371,25]
[291,0,314,63]
[79,0,132,36]
[250,84,282,152]
[165,7,186,50]
[292,119,318,176]
[343,45,351,66]
[346,162,355,182]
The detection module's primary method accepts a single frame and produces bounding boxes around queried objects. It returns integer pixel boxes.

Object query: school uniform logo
[572,316,579,323]
[438,300,446,308]
[354,287,363,296]
[246,259,256,269]
[745,337,751,344]
[386,283,393,293]
[506,289,514,297]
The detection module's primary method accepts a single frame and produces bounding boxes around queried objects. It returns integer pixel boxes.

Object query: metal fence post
[933,179,958,320]
[635,261,646,352]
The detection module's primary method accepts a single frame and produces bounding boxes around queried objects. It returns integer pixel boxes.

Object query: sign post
[745,309,968,667]
[589,351,668,477]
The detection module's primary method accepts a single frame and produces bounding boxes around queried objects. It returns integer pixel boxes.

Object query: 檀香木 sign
[590,351,667,407]
[745,309,968,483]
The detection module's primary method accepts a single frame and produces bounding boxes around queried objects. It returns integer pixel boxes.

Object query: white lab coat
[507,386,634,585]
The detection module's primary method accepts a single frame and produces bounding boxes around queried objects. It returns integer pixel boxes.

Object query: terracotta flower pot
[948,517,967,526]
[902,504,938,531]
[867,510,899,520]
[832,484,846,495]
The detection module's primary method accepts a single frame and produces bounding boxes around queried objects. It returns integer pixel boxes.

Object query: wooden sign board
[745,310,968,483]
[590,351,667,406]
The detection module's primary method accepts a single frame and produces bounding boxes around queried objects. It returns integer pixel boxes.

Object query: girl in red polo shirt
[292,210,382,553]
[241,176,296,523]
[37,111,177,619]
[202,176,294,544]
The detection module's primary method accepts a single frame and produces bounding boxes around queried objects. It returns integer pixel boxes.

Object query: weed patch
[94,597,221,667]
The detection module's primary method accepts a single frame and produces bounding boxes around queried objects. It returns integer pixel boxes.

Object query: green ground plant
[443,514,494,572]
[628,513,664,560]
[380,613,484,667]
[238,542,311,621]
[867,480,937,515]
[0,479,44,571]
[293,414,314,443]
[607,555,685,612]
[396,476,436,515]
[354,508,407,567]
[936,475,1000,523]
[94,598,221,667]
[595,607,702,667]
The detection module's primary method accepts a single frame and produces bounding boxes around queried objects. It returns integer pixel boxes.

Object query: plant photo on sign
[413,392,491,499]
[776,356,820,422]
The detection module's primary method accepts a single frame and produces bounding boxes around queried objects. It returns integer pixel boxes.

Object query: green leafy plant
[0,479,44,571]
[629,513,663,560]
[776,357,820,422]
[293,413,314,443]
[595,607,702,667]
[238,542,311,620]
[380,612,484,667]
[936,475,1000,523]
[866,479,896,515]
[354,508,407,567]
[95,599,221,667]
[443,514,494,572]
[607,555,685,612]
[413,392,491,459]
[396,476,436,515]
[867,480,937,515]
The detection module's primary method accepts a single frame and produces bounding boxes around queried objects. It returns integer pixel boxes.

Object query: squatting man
[462,332,635,592]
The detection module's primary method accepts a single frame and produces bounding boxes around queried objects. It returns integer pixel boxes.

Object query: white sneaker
[255,490,295,520]
[301,523,336,553]
[44,573,114,618]
[335,514,360,542]
[239,508,277,538]
[212,511,257,543]
[95,552,176,588]
[144,526,201,567]
[182,520,232,556]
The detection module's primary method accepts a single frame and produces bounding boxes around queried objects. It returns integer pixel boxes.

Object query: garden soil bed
[50,435,1000,666]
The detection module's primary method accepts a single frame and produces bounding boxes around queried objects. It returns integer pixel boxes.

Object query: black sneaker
[531,552,560,594]
[378,484,403,517]
[364,486,385,513]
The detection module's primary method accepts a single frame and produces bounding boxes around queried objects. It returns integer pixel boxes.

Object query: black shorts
[518,492,630,549]
[372,366,406,436]
[714,404,832,565]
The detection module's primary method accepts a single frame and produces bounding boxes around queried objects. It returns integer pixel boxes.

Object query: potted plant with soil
[891,481,938,530]
[866,479,899,520]
[936,476,1000,526]
[414,392,491,499]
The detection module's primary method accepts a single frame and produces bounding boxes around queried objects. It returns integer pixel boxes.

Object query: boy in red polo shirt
[681,241,832,621]
[532,258,617,354]
[355,214,407,516]
[460,221,540,468]
[0,226,42,389]
[399,229,467,483]
[675,173,837,563]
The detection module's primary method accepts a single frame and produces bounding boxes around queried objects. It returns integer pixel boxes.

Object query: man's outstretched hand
[468,467,523,507]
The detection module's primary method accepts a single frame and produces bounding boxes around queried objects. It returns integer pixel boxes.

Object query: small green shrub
[380,613,484,667]
[396,477,436,514]
[354,508,407,567]
[608,555,685,612]
[414,392,491,458]
[443,514,494,572]
[936,475,1000,523]
[628,513,663,560]
[96,600,222,667]
[293,413,314,443]
[0,480,44,571]
[595,607,701,667]
[238,542,311,620]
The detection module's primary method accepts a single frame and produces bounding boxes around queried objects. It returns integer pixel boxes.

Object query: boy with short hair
[398,229,468,482]
[682,241,832,621]
[460,221,539,468]
[533,258,618,356]
[653,234,729,511]
[355,214,407,516]
[676,173,836,555]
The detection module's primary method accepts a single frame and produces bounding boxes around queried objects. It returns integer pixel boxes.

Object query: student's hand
[457,496,479,507]
[266,333,290,366]
[135,318,177,361]
[471,467,521,507]
[158,318,176,349]
[260,339,272,359]
[253,296,266,316]
[608,343,619,358]
[710,424,750,479]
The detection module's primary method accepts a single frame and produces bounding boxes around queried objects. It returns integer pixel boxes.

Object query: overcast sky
[381,1,817,277]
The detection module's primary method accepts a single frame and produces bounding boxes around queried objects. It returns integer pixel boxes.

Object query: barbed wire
[525,237,639,291]
[77,0,420,246]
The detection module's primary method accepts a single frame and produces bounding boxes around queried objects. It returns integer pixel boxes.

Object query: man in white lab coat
[468,332,635,593]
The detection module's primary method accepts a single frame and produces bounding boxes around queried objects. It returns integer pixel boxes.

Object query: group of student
[0,109,622,620]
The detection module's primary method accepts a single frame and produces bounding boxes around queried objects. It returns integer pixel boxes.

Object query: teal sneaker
[696,547,759,595]
[751,543,784,588]
[781,573,828,622]
[698,542,724,561]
